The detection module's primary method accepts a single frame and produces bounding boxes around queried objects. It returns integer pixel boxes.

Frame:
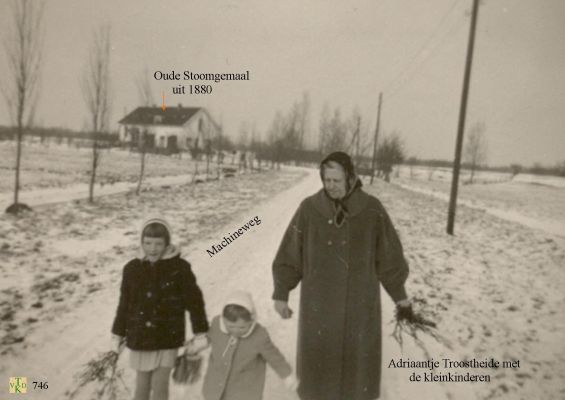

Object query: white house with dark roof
[118,105,219,153]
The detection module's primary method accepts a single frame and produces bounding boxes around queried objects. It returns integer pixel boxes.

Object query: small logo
[9,377,27,394]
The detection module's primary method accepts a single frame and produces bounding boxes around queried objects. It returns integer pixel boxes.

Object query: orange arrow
[161,91,166,112]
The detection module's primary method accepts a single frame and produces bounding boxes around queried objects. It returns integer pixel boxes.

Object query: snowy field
[394,165,565,238]
[364,175,565,400]
[0,141,221,192]
[0,162,563,400]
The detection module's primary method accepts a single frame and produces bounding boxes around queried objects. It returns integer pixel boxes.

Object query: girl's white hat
[141,217,172,240]
[139,216,179,260]
[219,290,257,338]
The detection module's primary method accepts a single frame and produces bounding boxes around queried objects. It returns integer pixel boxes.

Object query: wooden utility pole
[347,114,362,169]
[447,0,481,235]
[217,121,223,180]
[370,92,383,184]
[354,115,361,169]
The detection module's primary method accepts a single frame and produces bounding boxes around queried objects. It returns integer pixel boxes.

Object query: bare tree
[318,103,331,155]
[509,163,522,180]
[347,108,362,169]
[376,132,405,182]
[82,25,112,203]
[1,0,45,214]
[463,122,487,184]
[249,127,263,171]
[216,121,224,179]
[263,94,310,168]
[135,68,153,195]
[323,108,348,155]
[406,156,418,179]
[294,91,310,150]
[238,121,251,171]
[267,111,286,168]
[238,121,250,149]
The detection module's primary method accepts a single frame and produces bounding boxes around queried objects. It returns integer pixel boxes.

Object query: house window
[154,115,163,124]
[186,137,193,148]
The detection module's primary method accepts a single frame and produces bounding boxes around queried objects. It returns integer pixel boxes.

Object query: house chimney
[178,103,183,108]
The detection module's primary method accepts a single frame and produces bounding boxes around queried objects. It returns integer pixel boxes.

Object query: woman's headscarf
[320,152,362,227]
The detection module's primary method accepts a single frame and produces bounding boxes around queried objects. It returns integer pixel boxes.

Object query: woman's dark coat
[272,188,409,400]
[112,252,209,350]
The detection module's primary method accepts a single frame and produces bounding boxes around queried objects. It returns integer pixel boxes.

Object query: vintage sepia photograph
[0,1,564,399]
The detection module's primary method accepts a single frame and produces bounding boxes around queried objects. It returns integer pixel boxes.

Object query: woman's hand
[396,298,411,308]
[274,300,293,319]
[284,374,299,391]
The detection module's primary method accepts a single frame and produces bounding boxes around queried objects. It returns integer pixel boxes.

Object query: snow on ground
[0,141,218,192]
[397,165,565,189]
[1,166,564,400]
[0,167,304,353]
[364,176,565,400]
[0,173,198,210]
[391,167,565,238]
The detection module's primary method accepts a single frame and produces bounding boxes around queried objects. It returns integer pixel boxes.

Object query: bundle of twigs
[66,350,129,400]
[391,298,452,358]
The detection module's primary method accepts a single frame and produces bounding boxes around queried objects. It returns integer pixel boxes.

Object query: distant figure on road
[272,151,412,400]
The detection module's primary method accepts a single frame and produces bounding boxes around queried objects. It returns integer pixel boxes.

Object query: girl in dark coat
[111,217,209,400]
[272,152,412,400]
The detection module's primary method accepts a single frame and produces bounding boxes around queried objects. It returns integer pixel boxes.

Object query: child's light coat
[202,292,291,400]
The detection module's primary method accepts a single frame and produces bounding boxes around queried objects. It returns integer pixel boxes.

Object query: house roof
[118,106,201,126]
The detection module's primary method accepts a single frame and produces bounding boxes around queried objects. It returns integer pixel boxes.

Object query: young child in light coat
[198,290,297,400]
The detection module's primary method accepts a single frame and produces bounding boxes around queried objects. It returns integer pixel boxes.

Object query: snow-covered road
[4,168,562,399]
[0,168,450,400]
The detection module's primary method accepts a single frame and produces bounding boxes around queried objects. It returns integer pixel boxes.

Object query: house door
[129,128,139,147]
[145,134,155,149]
[167,135,178,153]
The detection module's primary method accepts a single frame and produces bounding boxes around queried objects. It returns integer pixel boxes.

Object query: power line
[387,12,467,99]
[382,0,461,93]
[382,0,464,96]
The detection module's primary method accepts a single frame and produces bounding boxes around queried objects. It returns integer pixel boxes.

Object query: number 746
[33,381,49,390]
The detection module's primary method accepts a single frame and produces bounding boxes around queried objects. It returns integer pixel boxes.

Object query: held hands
[274,300,293,319]
[283,374,299,391]
[184,333,209,355]
[111,334,126,354]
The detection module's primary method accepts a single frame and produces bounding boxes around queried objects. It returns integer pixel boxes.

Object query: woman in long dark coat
[272,152,412,400]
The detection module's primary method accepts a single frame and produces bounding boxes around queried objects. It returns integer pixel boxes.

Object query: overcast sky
[1,0,564,166]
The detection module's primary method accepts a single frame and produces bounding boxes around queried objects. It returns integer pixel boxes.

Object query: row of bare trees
[0,0,490,217]
[1,0,117,213]
[255,94,406,180]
